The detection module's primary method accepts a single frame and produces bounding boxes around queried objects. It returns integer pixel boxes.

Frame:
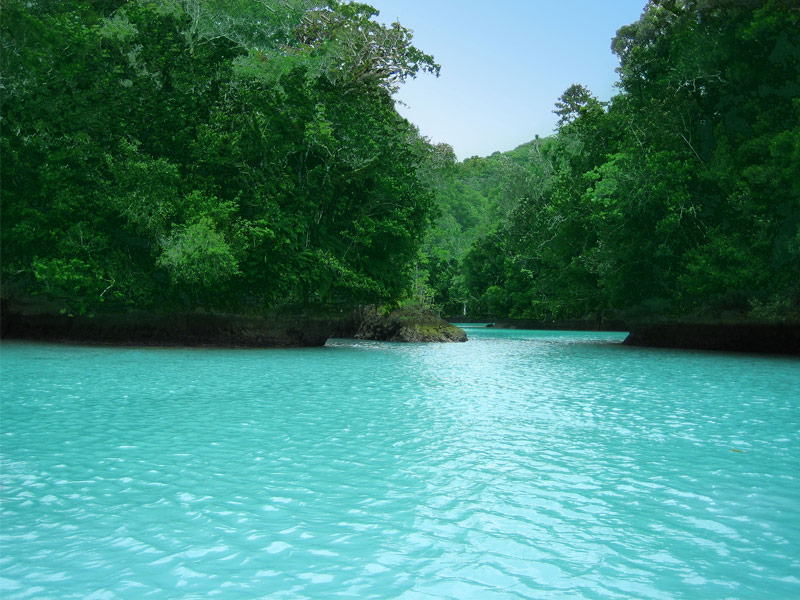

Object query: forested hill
[2,0,439,319]
[421,0,800,330]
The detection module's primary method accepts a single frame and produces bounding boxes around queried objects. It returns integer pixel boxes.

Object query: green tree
[1,0,439,316]
[452,0,799,324]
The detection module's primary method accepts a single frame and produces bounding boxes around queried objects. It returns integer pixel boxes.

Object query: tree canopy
[4,0,798,329]
[1,0,439,316]
[424,0,799,324]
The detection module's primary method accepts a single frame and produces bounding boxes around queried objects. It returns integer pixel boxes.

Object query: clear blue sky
[365,0,647,159]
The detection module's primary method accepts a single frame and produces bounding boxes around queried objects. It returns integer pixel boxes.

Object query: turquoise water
[1,329,799,599]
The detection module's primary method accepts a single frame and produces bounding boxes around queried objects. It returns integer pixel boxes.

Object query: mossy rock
[354,307,467,343]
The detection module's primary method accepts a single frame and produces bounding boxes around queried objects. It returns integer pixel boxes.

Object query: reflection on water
[1,330,799,599]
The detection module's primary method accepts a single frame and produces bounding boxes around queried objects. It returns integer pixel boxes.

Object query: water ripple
[1,332,799,599]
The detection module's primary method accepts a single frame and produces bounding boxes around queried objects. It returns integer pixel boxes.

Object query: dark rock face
[623,322,800,354]
[1,308,333,347]
[353,307,467,343]
[0,300,470,347]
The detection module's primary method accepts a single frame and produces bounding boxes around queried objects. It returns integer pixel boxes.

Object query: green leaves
[1,0,438,315]
[295,1,440,94]
[106,141,181,239]
[441,0,799,323]
[157,217,240,287]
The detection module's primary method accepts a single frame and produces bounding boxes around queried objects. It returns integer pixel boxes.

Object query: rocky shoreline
[623,321,800,355]
[0,308,334,348]
[457,316,799,354]
[1,303,467,347]
[6,303,795,353]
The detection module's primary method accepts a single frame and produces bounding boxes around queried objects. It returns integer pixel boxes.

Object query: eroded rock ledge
[623,321,800,354]
[1,300,469,347]
[1,307,333,348]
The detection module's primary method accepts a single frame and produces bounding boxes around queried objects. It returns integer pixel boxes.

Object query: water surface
[2,329,799,599]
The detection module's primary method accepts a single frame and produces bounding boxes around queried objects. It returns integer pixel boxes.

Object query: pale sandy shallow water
[1,329,799,599]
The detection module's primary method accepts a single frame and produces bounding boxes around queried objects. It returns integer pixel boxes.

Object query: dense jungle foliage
[421,0,800,324]
[1,0,438,315]
[2,0,798,328]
